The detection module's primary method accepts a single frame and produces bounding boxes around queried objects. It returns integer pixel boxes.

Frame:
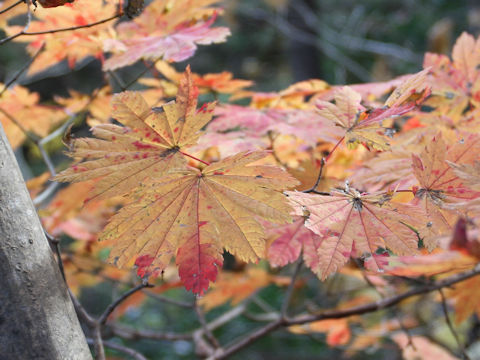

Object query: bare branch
[99,283,153,325]
[438,288,470,359]
[108,324,192,341]
[92,325,106,360]
[194,299,220,350]
[0,42,45,97]
[86,338,147,360]
[142,289,194,308]
[0,0,31,45]
[0,0,23,15]
[281,259,303,318]
[209,263,480,359]
[302,158,326,194]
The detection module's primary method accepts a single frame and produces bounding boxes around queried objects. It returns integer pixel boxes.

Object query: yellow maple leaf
[55,67,214,200]
[103,150,298,294]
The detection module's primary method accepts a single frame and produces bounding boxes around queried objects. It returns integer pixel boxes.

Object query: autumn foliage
[2,0,480,358]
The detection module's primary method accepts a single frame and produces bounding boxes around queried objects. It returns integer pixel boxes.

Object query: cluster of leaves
[2,0,480,358]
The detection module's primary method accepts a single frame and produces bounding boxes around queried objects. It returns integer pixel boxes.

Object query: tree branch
[0,41,45,97]
[281,259,303,317]
[438,288,470,359]
[0,0,23,15]
[209,263,480,359]
[87,338,147,360]
[23,13,121,35]
[99,283,153,325]
[0,0,31,45]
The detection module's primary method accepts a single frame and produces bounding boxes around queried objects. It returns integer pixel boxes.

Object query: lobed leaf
[287,188,424,279]
[103,151,298,294]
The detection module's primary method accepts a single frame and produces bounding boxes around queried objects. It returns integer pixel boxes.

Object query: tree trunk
[0,123,92,359]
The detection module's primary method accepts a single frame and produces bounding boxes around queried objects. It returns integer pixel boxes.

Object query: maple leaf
[267,218,323,275]
[198,267,285,311]
[424,32,480,103]
[450,275,480,324]
[0,84,64,149]
[286,188,424,279]
[289,319,351,347]
[448,161,480,191]
[316,70,429,151]
[102,151,298,294]
[411,133,480,248]
[55,85,166,126]
[6,0,117,74]
[231,78,330,106]
[55,67,215,200]
[152,62,254,96]
[195,105,341,157]
[103,0,230,70]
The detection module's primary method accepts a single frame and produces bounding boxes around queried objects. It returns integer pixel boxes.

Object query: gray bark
[0,123,92,360]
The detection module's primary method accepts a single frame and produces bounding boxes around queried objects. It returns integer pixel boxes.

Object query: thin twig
[302,158,325,194]
[142,289,194,308]
[281,259,303,318]
[302,137,344,194]
[37,141,56,175]
[0,0,23,15]
[86,338,147,360]
[0,107,38,142]
[0,0,32,45]
[195,299,220,348]
[108,70,127,90]
[108,324,192,341]
[0,42,45,97]
[32,181,61,206]
[438,288,470,359]
[121,58,162,91]
[357,262,416,349]
[69,289,96,326]
[205,302,248,332]
[24,13,121,36]
[99,283,153,325]
[208,263,480,359]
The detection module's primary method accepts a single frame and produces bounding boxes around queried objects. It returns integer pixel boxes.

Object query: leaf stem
[325,136,344,162]
[180,151,211,166]
[302,137,344,194]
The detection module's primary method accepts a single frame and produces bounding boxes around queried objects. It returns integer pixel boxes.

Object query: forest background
[1,0,480,359]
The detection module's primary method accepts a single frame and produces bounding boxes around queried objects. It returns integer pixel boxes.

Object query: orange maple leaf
[6,0,117,75]
[0,84,64,148]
